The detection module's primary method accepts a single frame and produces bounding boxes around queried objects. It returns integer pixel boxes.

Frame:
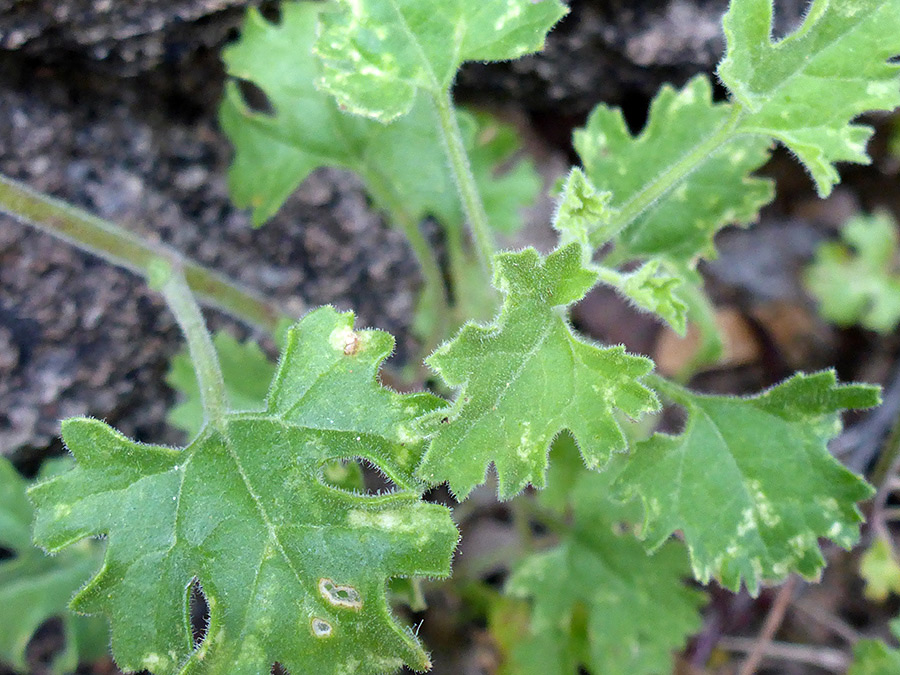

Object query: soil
[2,1,900,674]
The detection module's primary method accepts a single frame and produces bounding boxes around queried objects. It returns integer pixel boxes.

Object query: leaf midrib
[733,1,892,112]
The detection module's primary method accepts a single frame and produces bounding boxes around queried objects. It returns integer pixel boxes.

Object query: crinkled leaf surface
[719,0,900,196]
[29,307,458,675]
[551,168,613,254]
[314,0,568,121]
[166,331,275,437]
[574,76,774,264]
[0,457,107,674]
[617,371,878,593]
[608,261,689,335]
[417,243,658,500]
[804,213,900,333]
[221,2,539,228]
[551,172,688,332]
[503,438,704,675]
[849,618,900,675]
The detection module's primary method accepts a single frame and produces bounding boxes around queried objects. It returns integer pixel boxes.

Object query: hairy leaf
[0,457,107,674]
[221,2,539,228]
[574,76,774,264]
[719,0,900,195]
[503,438,704,675]
[606,261,689,335]
[552,168,613,254]
[417,243,659,500]
[804,213,900,333]
[29,308,458,675]
[166,331,275,437]
[166,331,366,493]
[314,0,568,121]
[617,372,878,593]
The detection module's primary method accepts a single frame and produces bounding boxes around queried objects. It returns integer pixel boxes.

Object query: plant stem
[612,104,744,237]
[155,261,228,432]
[431,89,495,277]
[0,173,291,335]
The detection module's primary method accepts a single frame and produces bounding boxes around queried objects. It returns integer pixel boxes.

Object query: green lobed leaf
[848,618,900,675]
[165,330,366,493]
[719,0,900,196]
[0,457,107,674]
[617,371,879,593]
[29,307,459,675]
[417,243,659,500]
[503,437,705,675]
[221,2,540,228]
[574,75,774,265]
[314,0,568,122]
[804,212,900,333]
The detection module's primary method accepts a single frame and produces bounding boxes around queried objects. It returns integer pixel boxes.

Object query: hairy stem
[0,173,291,334]
[431,89,495,278]
[155,262,228,432]
[612,104,744,235]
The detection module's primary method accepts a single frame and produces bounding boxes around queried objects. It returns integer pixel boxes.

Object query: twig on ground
[737,576,798,675]
[720,636,849,672]
[792,596,862,644]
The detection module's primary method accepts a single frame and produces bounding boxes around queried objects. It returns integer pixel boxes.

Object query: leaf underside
[29,308,459,675]
[574,75,774,265]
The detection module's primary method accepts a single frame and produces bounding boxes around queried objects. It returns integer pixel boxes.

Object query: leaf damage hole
[188,579,210,648]
[318,578,363,610]
[310,617,333,638]
[320,456,400,497]
[236,79,275,116]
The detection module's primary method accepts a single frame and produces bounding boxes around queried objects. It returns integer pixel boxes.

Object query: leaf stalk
[431,89,496,279]
[155,262,228,432]
[613,103,745,238]
[0,173,291,335]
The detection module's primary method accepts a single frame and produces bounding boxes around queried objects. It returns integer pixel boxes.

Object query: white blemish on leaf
[329,325,362,355]
[311,617,333,638]
[319,578,363,610]
[142,653,168,670]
